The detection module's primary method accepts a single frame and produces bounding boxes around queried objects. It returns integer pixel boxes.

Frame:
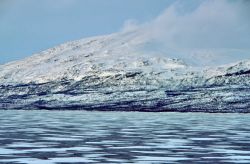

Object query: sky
[0,0,249,64]
[0,0,175,64]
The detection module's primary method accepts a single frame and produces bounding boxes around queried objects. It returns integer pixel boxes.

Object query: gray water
[0,111,250,164]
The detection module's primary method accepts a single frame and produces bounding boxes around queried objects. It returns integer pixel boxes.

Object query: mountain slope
[0,30,250,112]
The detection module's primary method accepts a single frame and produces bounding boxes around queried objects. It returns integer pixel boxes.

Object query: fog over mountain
[121,0,250,66]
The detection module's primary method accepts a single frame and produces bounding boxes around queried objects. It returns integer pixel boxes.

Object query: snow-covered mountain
[0,30,249,112]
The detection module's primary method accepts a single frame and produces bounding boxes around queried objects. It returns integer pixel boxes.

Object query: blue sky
[0,0,175,64]
[0,0,249,64]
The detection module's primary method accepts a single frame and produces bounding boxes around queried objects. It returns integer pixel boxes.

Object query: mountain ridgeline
[0,31,250,112]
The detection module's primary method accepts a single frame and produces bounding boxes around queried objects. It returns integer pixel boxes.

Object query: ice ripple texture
[1,110,250,163]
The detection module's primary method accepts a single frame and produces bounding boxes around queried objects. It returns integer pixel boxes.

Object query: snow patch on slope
[0,29,249,86]
[0,31,189,84]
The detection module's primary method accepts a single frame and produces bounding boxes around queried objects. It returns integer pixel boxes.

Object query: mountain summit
[0,30,250,112]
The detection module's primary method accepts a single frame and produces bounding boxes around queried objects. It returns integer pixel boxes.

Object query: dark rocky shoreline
[1,74,249,113]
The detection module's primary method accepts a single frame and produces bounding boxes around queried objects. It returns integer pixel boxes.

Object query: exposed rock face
[0,31,249,112]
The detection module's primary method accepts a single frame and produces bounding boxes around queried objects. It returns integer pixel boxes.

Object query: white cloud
[124,0,250,50]
[121,19,139,32]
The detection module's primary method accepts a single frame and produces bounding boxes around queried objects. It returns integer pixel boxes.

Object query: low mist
[123,0,250,66]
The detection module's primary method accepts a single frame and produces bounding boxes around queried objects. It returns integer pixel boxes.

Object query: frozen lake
[0,110,250,163]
